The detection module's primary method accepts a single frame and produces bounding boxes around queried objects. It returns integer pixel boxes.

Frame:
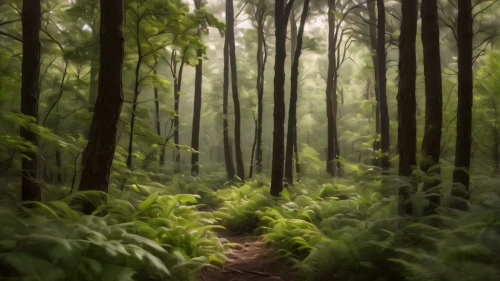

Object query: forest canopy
[1,0,500,280]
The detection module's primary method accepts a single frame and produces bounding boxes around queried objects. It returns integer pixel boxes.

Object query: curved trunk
[80,0,124,196]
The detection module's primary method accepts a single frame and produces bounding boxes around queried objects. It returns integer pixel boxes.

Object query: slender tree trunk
[223,30,235,179]
[191,0,203,176]
[451,0,473,210]
[377,0,390,169]
[21,0,42,202]
[249,115,257,179]
[79,0,124,196]
[421,0,442,212]
[126,17,142,169]
[153,69,165,166]
[397,0,418,216]
[368,1,381,167]
[227,0,245,181]
[289,7,301,178]
[174,59,184,172]
[271,0,294,196]
[256,0,267,175]
[285,0,310,185]
[326,0,337,176]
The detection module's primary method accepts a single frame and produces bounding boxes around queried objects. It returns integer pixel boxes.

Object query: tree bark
[174,59,184,172]
[227,0,245,181]
[191,0,203,176]
[21,0,42,202]
[153,69,164,166]
[223,29,235,179]
[377,0,390,170]
[452,0,473,210]
[285,0,309,185]
[368,1,381,167]
[421,0,442,212]
[326,0,337,176]
[255,0,267,176]
[397,0,418,215]
[79,0,124,196]
[271,0,294,196]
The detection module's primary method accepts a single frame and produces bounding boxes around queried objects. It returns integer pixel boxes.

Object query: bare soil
[200,232,297,281]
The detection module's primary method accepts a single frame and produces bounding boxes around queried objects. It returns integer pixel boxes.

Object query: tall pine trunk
[421,0,443,212]
[285,0,310,185]
[223,29,235,179]
[227,0,245,181]
[80,0,124,194]
[21,0,42,202]
[452,0,473,210]
[191,0,203,176]
[397,0,418,215]
[255,0,267,176]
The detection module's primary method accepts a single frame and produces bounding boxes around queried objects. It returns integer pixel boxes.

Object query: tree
[397,0,418,215]
[285,0,310,185]
[20,0,42,202]
[452,0,473,210]
[79,0,124,195]
[270,0,295,196]
[377,0,390,170]
[227,0,245,181]
[421,0,443,211]
[191,0,203,176]
[223,22,235,179]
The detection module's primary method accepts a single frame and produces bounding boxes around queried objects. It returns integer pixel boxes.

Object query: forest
[1,0,499,280]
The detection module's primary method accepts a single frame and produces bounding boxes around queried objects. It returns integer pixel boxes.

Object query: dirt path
[200,233,295,281]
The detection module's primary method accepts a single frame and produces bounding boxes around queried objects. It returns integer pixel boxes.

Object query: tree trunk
[79,0,124,196]
[153,69,164,166]
[174,59,184,172]
[191,0,203,176]
[285,0,310,185]
[256,0,267,176]
[21,0,42,202]
[421,0,442,212]
[326,0,337,176]
[377,0,390,169]
[397,0,418,215]
[227,0,245,181]
[270,0,293,196]
[368,0,381,167]
[249,116,257,179]
[223,30,235,179]
[451,0,473,210]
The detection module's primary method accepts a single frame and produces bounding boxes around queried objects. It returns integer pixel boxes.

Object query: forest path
[200,232,295,281]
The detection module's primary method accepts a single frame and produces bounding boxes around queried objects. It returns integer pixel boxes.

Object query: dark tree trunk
[271,0,294,196]
[397,0,418,216]
[227,0,245,181]
[21,0,42,202]
[451,0,473,210]
[377,0,390,169]
[285,0,310,185]
[255,0,267,175]
[223,31,235,179]
[326,0,337,176]
[368,1,381,167]
[174,59,184,172]
[191,0,203,176]
[79,0,124,195]
[126,15,143,169]
[290,9,297,63]
[421,0,442,212]
[153,69,164,166]
[249,115,257,179]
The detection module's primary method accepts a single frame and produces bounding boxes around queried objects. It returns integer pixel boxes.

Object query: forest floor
[200,232,296,281]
